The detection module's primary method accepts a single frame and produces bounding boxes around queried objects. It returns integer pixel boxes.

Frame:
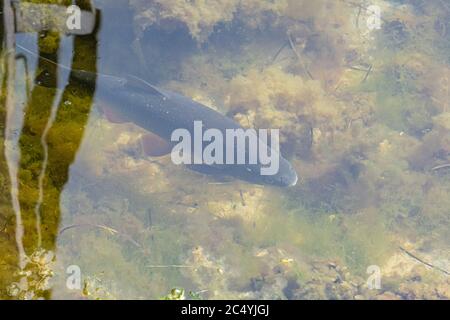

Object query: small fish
[21,45,298,187]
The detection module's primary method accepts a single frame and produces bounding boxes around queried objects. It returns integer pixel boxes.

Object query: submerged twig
[59,223,141,248]
[356,6,361,28]
[431,163,450,172]
[239,189,246,206]
[146,265,196,269]
[399,246,450,276]
[347,66,369,72]
[287,33,314,80]
[346,64,373,83]
[207,182,232,185]
[60,223,118,235]
[146,264,219,270]
[268,40,289,67]
[361,64,373,83]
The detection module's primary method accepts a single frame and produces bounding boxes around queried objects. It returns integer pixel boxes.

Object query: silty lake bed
[0,0,449,299]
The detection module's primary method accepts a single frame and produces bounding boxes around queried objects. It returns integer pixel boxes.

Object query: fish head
[257,158,298,187]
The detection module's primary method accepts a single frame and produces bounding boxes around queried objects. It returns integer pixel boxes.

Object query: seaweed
[1,0,449,299]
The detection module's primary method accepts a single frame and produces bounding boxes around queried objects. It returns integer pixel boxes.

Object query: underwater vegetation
[0,0,449,299]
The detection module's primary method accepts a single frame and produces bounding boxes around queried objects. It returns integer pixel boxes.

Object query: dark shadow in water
[138,22,197,84]
[1,0,99,299]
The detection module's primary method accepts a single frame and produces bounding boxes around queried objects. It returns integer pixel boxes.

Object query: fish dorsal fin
[125,74,166,97]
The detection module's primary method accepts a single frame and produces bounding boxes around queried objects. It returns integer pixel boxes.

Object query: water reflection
[1,0,99,299]
[1,0,22,299]
[1,0,449,300]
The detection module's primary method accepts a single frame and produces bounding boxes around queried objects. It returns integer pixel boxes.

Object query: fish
[20,45,298,187]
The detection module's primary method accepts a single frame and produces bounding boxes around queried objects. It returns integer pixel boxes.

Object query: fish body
[93,74,298,187]
[33,63,298,187]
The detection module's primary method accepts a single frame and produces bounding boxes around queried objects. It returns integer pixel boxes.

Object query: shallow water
[0,0,449,299]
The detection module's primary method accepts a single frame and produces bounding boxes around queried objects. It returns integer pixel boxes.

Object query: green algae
[1,0,449,299]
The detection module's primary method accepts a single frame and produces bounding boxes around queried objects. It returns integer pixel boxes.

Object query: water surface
[0,0,449,299]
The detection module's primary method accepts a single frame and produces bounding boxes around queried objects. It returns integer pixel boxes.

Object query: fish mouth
[275,171,298,187]
[289,173,298,187]
[282,163,298,187]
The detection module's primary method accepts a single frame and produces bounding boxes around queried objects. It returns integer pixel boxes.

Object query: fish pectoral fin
[141,132,172,157]
[99,105,130,124]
